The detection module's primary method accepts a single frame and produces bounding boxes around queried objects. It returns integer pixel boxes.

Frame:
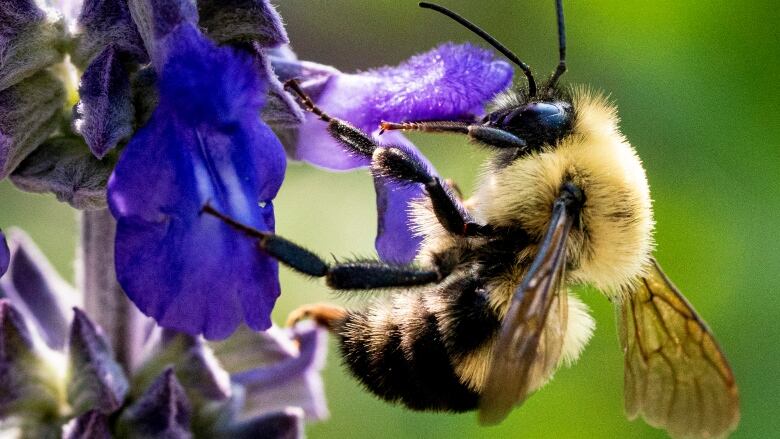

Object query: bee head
[482,96,574,152]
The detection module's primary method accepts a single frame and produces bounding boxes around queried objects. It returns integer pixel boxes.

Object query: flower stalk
[78,208,146,371]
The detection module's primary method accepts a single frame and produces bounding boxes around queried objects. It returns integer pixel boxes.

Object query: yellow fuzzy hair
[473,88,655,297]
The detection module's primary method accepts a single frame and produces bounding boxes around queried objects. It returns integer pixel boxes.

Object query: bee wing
[618,258,740,438]
[478,196,575,425]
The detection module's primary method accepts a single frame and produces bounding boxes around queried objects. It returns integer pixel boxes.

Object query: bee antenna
[419,2,538,98]
[546,0,567,91]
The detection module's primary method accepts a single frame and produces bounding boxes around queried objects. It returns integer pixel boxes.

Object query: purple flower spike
[0,230,8,278]
[108,24,286,339]
[232,322,329,421]
[74,0,148,67]
[75,45,134,159]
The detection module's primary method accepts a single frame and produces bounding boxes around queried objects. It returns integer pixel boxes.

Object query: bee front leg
[284,79,491,237]
[372,146,491,236]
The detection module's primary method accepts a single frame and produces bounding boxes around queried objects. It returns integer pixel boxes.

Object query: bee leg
[286,303,347,330]
[380,120,527,150]
[372,146,491,236]
[202,205,449,289]
[285,79,377,158]
[284,79,490,237]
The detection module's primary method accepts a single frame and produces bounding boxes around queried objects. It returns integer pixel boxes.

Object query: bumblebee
[205,1,739,437]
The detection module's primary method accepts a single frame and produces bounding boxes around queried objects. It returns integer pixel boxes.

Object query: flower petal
[231,322,329,421]
[0,70,66,179]
[118,368,192,438]
[108,24,286,339]
[199,0,287,47]
[290,43,512,170]
[0,0,66,91]
[0,228,76,350]
[10,136,116,210]
[74,45,134,158]
[73,0,148,67]
[371,134,436,263]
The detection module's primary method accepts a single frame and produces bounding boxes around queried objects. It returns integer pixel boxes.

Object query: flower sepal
[10,136,116,210]
[62,410,112,439]
[66,308,129,416]
[117,367,193,439]
[73,45,135,159]
[0,0,68,91]
[199,0,288,47]
[0,71,67,180]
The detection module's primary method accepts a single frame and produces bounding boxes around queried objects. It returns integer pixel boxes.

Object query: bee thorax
[475,90,654,295]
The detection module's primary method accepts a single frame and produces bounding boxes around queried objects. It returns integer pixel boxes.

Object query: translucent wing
[478,193,576,425]
[618,258,740,438]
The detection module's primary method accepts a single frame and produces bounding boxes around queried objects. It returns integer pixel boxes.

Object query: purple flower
[276,43,512,262]
[107,23,286,339]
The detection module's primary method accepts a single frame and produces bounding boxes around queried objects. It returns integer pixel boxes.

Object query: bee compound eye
[496,101,573,148]
[504,102,568,130]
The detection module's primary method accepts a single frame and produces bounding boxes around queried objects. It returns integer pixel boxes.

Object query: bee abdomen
[337,300,478,412]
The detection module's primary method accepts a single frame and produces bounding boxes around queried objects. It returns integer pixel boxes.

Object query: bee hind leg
[286,303,347,331]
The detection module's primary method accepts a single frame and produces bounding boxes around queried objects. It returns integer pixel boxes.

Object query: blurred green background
[1,0,778,437]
